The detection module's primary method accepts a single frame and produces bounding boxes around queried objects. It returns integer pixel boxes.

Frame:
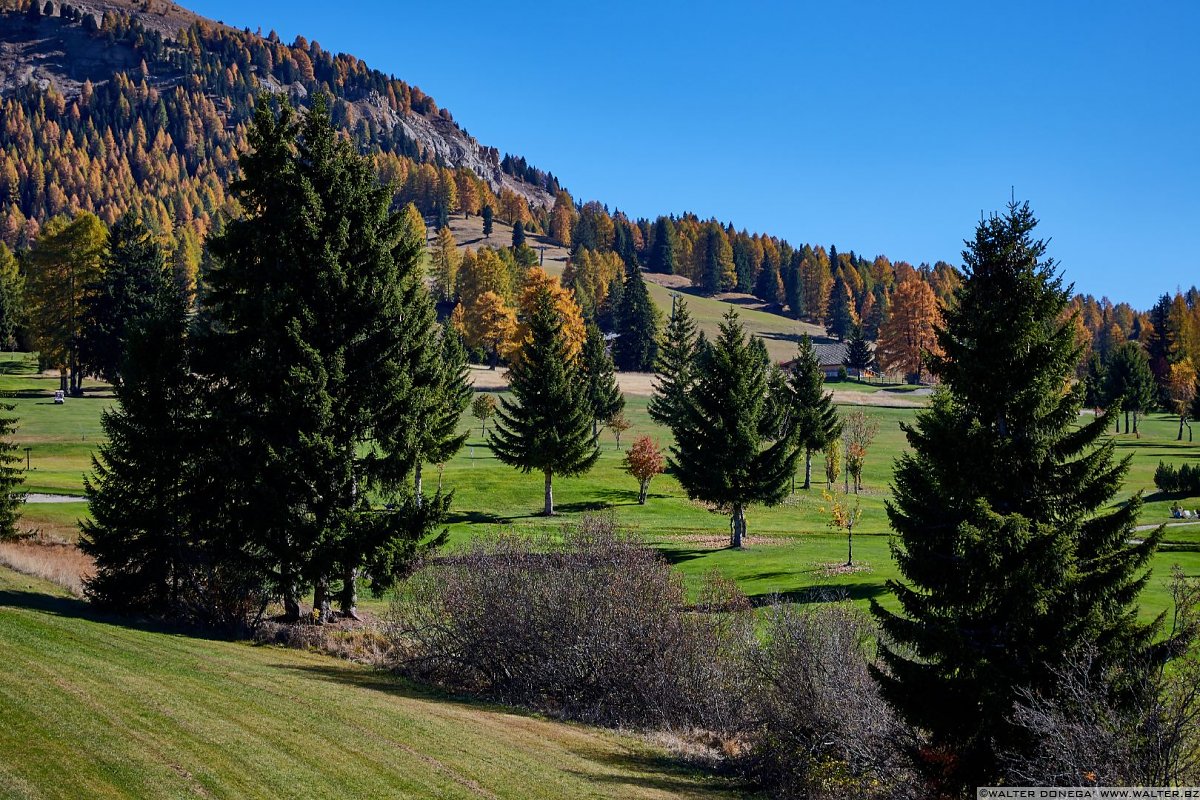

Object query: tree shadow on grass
[747,581,889,607]
[563,747,745,797]
[658,548,714,566]
[272,662,745,797]
[445,509,508,526]
[0,585,237,642]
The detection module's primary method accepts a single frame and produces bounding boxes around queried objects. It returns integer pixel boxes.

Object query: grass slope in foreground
[0,567,740,800]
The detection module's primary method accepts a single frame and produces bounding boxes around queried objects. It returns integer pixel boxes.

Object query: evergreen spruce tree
[648,297,699,429]
[80,281,216,613]
[824,273,856,341]
[1105,341,1157,435]
[580,322,624,436]
[648,216,677,274]
[481,205,494,239]
[78,213,171,385]
[511,220,525,249]
[0,396,23,542]
[670,310,800,547]
[843,328,872,376]
[201,97,446,622]
[778,335,842,489]
[489,286,600,515]
[411,323,472,502]
[871,202,1163,788]
[612,261,659,371]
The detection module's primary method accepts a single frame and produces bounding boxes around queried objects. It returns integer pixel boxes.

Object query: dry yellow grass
[0,540,92,596]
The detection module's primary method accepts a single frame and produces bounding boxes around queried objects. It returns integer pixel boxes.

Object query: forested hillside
[1,0,1198,390]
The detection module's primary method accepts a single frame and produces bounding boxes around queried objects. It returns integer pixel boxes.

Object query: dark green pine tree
[80,282,216,613]
[489,286,600,516]
[1105,340,1157,435]
[753,250,782,305]
[580,322,624,436]
[648,216,677,275]
[670,310,801,548]
[843,327,872,376]
[0,396,22,541]
[778,334,842,489]
[481,205,494,239]
[78,213,172,386]
[824,273,856,341]
[871,202,1163,789]
[612,261,659,371]
[511,220,525,249]
[411,323,473,502]
[782,251,804,319]
[648,297,699,429]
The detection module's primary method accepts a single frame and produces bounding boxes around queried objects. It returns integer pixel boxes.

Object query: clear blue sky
[187,0,1199,309]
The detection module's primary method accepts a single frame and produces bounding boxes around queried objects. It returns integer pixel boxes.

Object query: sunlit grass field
[2,352,1197,622]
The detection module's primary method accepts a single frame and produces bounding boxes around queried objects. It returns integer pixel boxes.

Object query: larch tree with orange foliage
[453,291,516,369]
[876,277,943,383]
[515,267,586,363]
[1167,360,1197,441]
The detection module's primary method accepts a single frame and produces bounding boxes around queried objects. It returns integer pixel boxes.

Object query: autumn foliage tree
[876,277,942,383]
[623,436,664,504]
[453,290,516,368]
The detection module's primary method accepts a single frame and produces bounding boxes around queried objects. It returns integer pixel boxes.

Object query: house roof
[779,341,849,370]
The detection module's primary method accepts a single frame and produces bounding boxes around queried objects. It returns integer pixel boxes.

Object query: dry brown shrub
[385,512,754,729]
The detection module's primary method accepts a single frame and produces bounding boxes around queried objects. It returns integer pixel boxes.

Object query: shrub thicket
[1154,461,1200,495]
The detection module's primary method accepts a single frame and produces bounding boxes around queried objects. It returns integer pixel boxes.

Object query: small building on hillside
[780,341,850,380]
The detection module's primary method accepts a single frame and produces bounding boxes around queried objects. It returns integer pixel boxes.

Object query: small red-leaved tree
[623,436,664,504]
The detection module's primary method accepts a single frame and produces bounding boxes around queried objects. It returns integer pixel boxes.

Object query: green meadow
[3,352,1196,623]
[0,567,739,800]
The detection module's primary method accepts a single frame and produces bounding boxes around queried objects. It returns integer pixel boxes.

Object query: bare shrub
[0,540,93,596]
[742,602,918,799]
[1003,570,1200,787]
[385,513,753,728]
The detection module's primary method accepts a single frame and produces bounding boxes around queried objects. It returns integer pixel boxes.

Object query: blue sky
[187,1,1199,308]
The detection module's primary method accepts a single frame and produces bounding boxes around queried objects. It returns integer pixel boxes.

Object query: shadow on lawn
[273,662,744,797]
[747,581,890,606]
[0,586,244,643]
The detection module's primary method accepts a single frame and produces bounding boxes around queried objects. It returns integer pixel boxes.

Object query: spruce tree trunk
[59,369,67,393]
[803,449,813,490]
[340,565,359,620]
[730,504,746,549]
[414,462,423,507]
[543,470,554,516]
[313,574,331,623]
[1124,409,1130,434]
[281,567,301,622]
[1133,410,1140,438]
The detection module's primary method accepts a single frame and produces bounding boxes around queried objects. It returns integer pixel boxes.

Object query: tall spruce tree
[843,328,872,376]
[489,286,600,515]
[670,310,800,547]
[0,395,23,542]
[1105,340,1157,435]
[78,213,171,386]
[648,216,677,274]
[580,322,624,436]
[80,281,225,614]
[778,335,842,489]
[411,323,472,503]
[648,297,699,429]
[871,202,1163,788]
[201,97,446,622]
[612,261,659,371]
[824,273,857,341]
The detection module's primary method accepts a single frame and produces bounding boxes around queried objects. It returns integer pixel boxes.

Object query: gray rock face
[0,2,553,207]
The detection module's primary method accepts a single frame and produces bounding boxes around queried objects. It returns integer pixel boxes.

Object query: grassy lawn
[2,352,1196,623]
[0,567,740,800]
